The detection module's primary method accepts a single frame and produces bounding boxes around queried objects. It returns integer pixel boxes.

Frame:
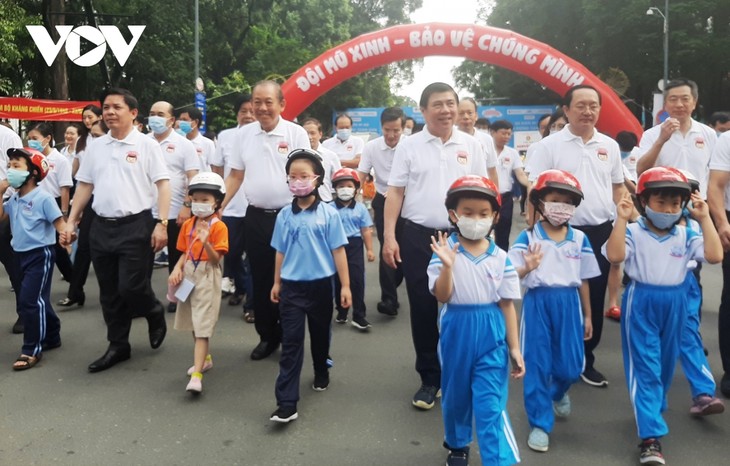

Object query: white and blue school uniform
[270,199,348,409]
[678,214,717,399]
[508,222,600,434]
[427,233,521,465]
[613,218,704,440]
[333,199,373,319]
[4,187,63,356]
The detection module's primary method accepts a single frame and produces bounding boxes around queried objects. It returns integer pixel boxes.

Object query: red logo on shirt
[695,137,705,149]
[126,151,139,163]
[597,148,608,161]
[456,151,469,165]
[346,144,354,151]
[196,147,203,155]
[278,142,289,154]
[166,144,175,153]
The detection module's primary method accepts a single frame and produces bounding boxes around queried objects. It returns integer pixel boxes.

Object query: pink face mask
[288,176,318,197]
[542,201,576,226]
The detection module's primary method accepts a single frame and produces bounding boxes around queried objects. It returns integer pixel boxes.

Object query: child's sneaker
[689,394,725,416]
[312,371,330,391]
[335,309,348,324]
[639,438,665,465]
[553,393,571,417]
[445,448,469,466]
[527,427,549,452]
[351,316,371,331]
[186,373,203,393]
[270,406,298,423]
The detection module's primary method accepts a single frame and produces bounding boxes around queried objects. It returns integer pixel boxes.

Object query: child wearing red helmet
[331,167,375,330]
[428,175,524,466]
[508,169,600,453]
[0,148,68,370]
[605,166,723,465]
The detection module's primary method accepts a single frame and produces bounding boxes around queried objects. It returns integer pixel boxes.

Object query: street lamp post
[647,0,669,89]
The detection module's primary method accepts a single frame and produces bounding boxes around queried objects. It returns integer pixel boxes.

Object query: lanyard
[186,221,207,272]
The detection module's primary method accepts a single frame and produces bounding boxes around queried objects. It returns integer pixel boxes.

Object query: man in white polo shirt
[637,78,717,197]
[457,97,499,182]
[178,106,215,172]
[707,130,730,398]
[527,85,625,387]
[322,114,364,169]
[301,117,341,202]
[222,80,309,361]
[148,101,200,312]
[357,106,406,317]
[63,88,171,372]
[383,83,496,410]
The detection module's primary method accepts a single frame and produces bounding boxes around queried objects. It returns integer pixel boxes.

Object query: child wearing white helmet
[169,172,229,394]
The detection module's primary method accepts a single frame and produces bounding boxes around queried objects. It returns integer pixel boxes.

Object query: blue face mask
[148,116,169,134]
[620,150,630,159]
[336,128,351,141]
[28,139,45,152]
[7,168,30,189]
[645,205,682,230]
[178,121,193,135]
[174,128,186,136]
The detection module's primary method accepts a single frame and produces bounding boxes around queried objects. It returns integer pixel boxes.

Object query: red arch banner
[281,23,642,138]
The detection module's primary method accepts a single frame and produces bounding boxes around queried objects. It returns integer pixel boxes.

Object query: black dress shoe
[147,305,167,349]
[42,340,62,351]
[377,300,398,316]
[12,317,24,334]
[167,302,177,313]
[58,294,85,307]
[250,341,279,360]
[88,347,131,373]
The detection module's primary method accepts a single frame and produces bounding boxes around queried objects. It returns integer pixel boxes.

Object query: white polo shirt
[527,125,624,226]
[0,124,22,181]
[229,117,310,209]
[321,135,364,163]
[214,126,248,217]
[509,222,600,289]
[709,131,730,209]
[459,128,499,170]
[316,145,341,202]
[76,128,169,218]
[388,126,488,229]
[428,233,521,304]
[622,147,640,183]
[605,218,704,286]
[637,119,716,198]
[190,133,215,172]
[149,130,199,219]
[358,136,399,195]
[39,149,73,198]
[496,146,523,193]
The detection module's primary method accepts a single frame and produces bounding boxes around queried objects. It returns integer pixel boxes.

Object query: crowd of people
[1,77,730,466]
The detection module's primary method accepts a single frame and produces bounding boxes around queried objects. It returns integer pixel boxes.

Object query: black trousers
[222,216,246,294]
[573,221,613,371]
[335,236,366,319]
[400,219,445,388]
[166,220,182,275]
[53,197,73,281]
[718,211,730,373]
[372,192,404,304]
[276,277,334,407]
[245,206,281,344]
[0,218,21,303]
[90,211,159,348]
[494,193,514,251]
[66,201,95,301]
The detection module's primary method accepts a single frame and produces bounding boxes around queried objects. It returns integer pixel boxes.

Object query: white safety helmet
[188,172,226,200]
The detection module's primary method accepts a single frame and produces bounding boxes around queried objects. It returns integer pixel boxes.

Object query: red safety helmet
[331,167,360,189]
[675,168,700,194]
[529,169,584,206]
[636,167,690,198]
[6,147,50,181]
[445,175,501,211]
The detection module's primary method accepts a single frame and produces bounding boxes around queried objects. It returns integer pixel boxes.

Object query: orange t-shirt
[176,216,229,262]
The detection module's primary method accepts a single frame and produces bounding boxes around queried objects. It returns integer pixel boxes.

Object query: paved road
[1,212,728,465]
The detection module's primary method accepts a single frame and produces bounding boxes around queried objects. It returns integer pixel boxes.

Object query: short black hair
[179,107,203,126]
[663,78,698,101]
[420,82,458,108]
[475,118,490,129]
[233,93,252,114]
[380,107,405,126]
[615,131,638,152]
[709,111,730,127]
[100,88,139,111]
[490,119,513,131]
[335,113,353,126]
[563,85,601,107]
[28,121,54,139]
[301,117,322,132]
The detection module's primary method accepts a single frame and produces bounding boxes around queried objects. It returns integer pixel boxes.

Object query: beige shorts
[173,261,222,338]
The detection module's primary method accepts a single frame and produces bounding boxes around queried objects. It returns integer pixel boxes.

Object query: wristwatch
[183,201,192,208]
[157,219,169,227]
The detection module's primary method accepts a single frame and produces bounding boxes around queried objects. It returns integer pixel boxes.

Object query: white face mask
[454,213,493,240]
[336,187,356,201]
[403,127,412,136]
[191,202,215,218]
[542,201,575,226]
